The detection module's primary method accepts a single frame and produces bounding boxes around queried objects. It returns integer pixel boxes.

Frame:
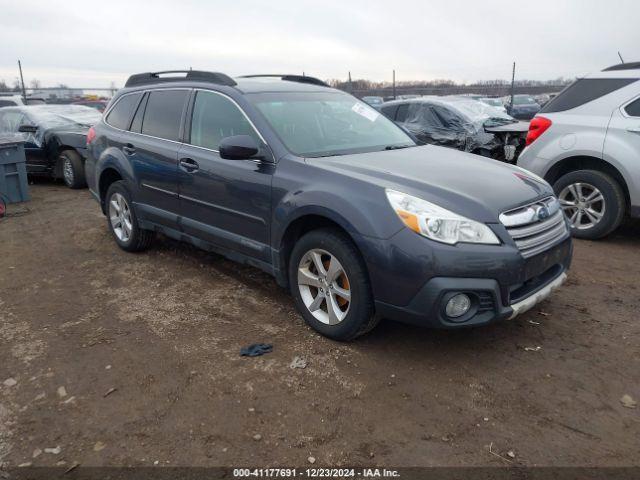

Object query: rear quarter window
[624,97,640,117]
[541,78,638,113]
[106,92,143,130]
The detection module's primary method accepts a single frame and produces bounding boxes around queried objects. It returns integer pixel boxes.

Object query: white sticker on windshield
[352,102,379,122]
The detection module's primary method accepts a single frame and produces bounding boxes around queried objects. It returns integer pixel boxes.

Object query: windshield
[513,96,538,105]
[27,105,102,128]
[437,97,516,126]
[362,96,383,105]
[480,98,503,107]
[249,92,415,157]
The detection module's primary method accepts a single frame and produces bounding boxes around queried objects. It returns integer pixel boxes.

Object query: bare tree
[30,79,42,89]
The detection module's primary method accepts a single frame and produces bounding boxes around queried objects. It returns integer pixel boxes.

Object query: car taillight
[525,116,552,146]
[86,126,96,145]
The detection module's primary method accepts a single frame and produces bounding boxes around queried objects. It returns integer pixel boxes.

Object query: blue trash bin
[0,134,30,204]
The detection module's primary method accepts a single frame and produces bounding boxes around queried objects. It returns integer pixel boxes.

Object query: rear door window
[624,97,640,117]
[0,100,18,107]
[106,92,142,130]
[130,92,148,133]
[141,90,189,141]
[541,78,638,113]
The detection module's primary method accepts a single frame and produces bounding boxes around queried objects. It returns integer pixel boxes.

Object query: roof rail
[124,70,237,88]
[238,74,329,87]
[602,62,640,72]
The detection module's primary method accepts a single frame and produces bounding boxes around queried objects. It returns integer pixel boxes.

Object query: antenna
[618,51,624,63]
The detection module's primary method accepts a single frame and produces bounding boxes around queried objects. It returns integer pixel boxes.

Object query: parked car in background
[0,93,47,107]
[504,95,541,120]
[72,99,109,112]
[518,62,640,239]
[381,96,529,162]
[0,105,101,188]
[86,70,571,340]
[361,96,384,108]
[479,97,507,113]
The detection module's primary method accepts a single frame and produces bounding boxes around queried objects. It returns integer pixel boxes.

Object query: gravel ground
[1,182,639,469]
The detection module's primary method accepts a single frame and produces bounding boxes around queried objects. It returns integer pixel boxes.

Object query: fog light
[445,293,471,318]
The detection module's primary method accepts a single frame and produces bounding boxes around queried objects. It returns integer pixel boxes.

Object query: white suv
[518,62,640,239]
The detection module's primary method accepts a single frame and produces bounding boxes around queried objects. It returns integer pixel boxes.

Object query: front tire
[59,150,87,189]
[289,228,378,341]
[554,169,625,239]
[105,181,154,252]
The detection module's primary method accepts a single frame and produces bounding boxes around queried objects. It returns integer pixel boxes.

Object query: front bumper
[508,272,566,320]
[365,230,572,329]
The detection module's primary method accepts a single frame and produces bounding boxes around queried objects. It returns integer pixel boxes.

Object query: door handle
[626,126,640,134]
[122,143,136,155]
[179,158,199,172]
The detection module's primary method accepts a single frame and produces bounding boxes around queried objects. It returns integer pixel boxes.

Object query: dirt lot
[1,182,639,469]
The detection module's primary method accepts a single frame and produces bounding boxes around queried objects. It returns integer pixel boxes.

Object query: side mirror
[219,135,260,160]
[18,124,38,134]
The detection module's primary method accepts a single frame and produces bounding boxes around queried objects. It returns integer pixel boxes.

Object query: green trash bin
[0,134,30,204]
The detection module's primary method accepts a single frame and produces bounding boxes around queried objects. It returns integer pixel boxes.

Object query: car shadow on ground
[150,231,550,354]
[148,216,636,352]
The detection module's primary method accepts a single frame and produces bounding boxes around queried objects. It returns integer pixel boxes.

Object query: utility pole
[392,69,396,100]
[509,62,516,114]
[348,71,352,93]
[18,60,27,102]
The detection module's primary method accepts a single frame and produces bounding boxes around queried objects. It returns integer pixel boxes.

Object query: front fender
[272,188,402,252]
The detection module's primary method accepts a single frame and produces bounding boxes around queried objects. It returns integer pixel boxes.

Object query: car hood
[305,145,553,223]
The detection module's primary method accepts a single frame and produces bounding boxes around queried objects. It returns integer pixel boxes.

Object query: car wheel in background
[105,181,155,252]
[289,228,378,341]
[554,169,625,240]
[59,150,87,189]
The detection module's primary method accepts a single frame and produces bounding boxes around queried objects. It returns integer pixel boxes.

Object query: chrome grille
[500,197,569,259]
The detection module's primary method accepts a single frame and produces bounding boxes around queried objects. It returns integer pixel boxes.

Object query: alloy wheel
[62,157,74,185]
[108,192,133,242]
[558,182,605,230]
[297,249,351,325]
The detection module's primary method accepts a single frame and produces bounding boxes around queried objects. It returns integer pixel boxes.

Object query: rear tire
[553,169,625,239]
[105,181,154,252]
[59,150,87,189]
[288,228,378,341]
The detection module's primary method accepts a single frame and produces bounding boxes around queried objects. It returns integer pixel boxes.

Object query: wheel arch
[98,167,124,214]
[275,212,368,289]
[544,155,630,210]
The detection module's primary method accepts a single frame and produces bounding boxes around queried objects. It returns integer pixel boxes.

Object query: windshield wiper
[384,144,413,150]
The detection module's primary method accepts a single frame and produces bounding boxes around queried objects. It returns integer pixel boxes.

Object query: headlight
[386,190,500,245]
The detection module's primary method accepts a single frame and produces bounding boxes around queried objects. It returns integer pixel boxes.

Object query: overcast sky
[0,0,638,89]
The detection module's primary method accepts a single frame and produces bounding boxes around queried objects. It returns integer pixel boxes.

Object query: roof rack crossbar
[238,74,329,87]
[125,70,237,88]
[602,62,640,72]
